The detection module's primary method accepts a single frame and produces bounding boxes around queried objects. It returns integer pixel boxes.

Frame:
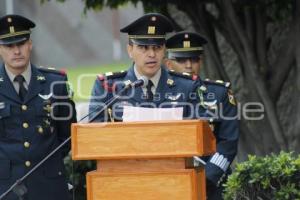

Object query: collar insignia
[37,76,46,81]
[167,79,174,86]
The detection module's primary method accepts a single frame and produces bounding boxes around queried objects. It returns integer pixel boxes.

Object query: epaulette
[97,70,127,81]
[38,66,67,76]
[204,79,231,88]
[168,70,198,81]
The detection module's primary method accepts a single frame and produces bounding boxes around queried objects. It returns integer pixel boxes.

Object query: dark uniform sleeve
[55,75,77,158]
[205,87,239,186]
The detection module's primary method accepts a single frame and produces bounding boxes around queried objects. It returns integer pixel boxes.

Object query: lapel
[155,67,176,104]
[0,64,23,104]
[122,66,144,103]
[24,64,46,103]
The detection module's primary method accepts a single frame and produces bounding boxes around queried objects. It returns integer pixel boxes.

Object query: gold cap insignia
[148,26,156,34]
[167,79,174,86]
[183,41,190,48]
[9,26,15,33]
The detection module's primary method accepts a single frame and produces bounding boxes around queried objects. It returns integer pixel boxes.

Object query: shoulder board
[204,79,231,88]
[97,70,127,81]
[168,70,198,81]
[38,66,66,76]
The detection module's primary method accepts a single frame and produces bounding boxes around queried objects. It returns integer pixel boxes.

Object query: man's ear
[127,44,133,58]
[164,58,173,70]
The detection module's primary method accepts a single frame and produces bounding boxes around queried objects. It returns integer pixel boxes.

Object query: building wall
[0,0,144,68]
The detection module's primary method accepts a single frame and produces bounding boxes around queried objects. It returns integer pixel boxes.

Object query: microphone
[130,76,148,88]
[86,76,148,123]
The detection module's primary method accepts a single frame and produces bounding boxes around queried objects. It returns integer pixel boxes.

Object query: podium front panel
[87,170,202,200]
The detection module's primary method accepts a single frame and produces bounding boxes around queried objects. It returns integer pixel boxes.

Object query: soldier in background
[165,31,239,200]
[0,14,76,200]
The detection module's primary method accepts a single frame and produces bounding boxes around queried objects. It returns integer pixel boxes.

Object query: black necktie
[146,80,154,101]
[14,75,27,101]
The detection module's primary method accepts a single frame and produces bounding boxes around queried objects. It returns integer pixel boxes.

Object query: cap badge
[184,34,189,38]
[183,41,190,48]
[151,16,156,21]
[9,26,15,33]
[148,26,156,34]
[7,17,12,23]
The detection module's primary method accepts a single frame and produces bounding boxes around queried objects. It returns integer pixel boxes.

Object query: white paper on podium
[122,106,183,122]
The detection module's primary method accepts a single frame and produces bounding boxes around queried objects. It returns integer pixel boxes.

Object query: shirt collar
[133,64,161,89]
[5,63,32,85]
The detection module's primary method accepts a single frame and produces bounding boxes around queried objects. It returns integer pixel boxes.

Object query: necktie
[14,75,27,101]
[146,80,154,101]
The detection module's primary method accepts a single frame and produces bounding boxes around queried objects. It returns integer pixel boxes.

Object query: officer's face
[165,57,202,75]
[127,44,165,78]
[0,39,32,74]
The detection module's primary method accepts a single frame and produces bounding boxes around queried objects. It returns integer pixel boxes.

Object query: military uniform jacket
[196,79,239,187]
[0,64,76,200]
[89,66,199,122]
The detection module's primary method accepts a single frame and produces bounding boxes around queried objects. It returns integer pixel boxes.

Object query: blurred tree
[58,0,299,157]
[47,0,299,199]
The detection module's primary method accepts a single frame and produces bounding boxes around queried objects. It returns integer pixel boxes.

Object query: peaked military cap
[166,31,208,59]
[0,14,35,45]
[120,13,174,45]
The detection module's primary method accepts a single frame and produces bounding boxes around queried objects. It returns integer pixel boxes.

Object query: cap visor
[130,38,165,46]
[0,35,29,45]
[168,50,203,59]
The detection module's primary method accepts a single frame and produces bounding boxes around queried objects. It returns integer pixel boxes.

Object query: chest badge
[39,93,53,100]
[166,93,181,101]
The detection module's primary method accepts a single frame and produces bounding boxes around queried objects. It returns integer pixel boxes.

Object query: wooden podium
[71,120,216,200]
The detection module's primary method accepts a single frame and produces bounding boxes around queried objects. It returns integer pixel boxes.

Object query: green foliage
[66,62,129,101]
[223,152,300,200]
[64,156,96,200]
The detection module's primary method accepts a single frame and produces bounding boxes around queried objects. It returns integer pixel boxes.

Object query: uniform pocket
[0,159,11,179]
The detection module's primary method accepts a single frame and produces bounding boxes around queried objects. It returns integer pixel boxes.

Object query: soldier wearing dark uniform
[166,31,239,200]
[89,13,199,122]
[0,15,76,200]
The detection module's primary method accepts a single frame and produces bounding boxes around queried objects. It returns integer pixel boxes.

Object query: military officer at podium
[89,13,199,122]
[0,14,76,200]
[165,31,239,200]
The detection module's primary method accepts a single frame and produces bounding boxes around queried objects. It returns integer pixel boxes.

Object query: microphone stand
[0,81,134,200]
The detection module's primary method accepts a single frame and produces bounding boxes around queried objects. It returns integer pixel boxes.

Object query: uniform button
[24,141,30,148]
[23,123,29,128]
[25,161,31,167]
[38,127,44,134]
[58,171,62,176]
[21,105,27,111]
